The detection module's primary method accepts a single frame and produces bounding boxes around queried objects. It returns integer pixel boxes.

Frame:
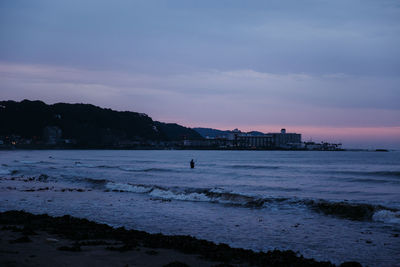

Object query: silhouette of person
[190,159,195,169]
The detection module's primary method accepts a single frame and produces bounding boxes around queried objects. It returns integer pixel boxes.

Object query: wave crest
[305,200,378,221]
[105,182,153,193]
[85,179,400,224]
[372,210,400,224]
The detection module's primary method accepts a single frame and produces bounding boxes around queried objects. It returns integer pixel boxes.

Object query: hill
[0,100,203,147]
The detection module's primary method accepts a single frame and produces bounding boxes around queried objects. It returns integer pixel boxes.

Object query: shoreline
[1,146,388,152]
[0,210,361,267]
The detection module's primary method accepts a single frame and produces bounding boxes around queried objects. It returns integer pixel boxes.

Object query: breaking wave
[104,182,279,207]
[102,181,399,223]
[372,210,400,224]
[4,168,399,224]
[303,200,390,221]
[105,182,154,193]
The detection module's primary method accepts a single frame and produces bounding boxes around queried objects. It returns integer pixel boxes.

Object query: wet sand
[0,211,361,267]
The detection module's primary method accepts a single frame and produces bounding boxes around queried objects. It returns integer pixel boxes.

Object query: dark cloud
[1,0,399,75]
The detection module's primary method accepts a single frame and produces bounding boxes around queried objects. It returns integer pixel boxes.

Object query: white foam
[0,169,11,175]
[149,188,210,202]
[105,182,218,203]
[209,187,225,193]
[105,182,151,193]
[372,210,400,224]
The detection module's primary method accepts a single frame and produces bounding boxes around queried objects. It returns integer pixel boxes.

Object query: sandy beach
[1,227,223,267]
[0,211,362,267]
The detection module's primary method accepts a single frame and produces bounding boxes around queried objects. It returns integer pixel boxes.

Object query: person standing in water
[190,159,195,169]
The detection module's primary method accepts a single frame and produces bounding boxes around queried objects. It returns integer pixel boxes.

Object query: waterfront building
[184,128,302,149]
[269,129,302,148]
[237,135,274,148]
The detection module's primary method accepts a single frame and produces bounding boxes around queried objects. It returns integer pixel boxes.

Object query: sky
[0,0,399,149]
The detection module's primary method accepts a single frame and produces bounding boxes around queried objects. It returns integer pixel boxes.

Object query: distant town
[186,128,342,151]
[0,126,342,151]
[0,100,344,150]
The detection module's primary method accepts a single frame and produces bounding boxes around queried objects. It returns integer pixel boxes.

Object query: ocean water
[1,150,399,266]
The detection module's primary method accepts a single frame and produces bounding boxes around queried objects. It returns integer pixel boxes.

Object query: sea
[1,150,399,266]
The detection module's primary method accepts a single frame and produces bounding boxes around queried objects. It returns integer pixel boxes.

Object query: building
[269,129,302,148]
[233,129,301,149]
[304,141,342,151]
[184,128,302,150]
[226,128,242,141]
[237,135,273,148]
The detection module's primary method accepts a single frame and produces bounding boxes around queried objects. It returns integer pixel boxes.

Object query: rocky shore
[0,210,362,267]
